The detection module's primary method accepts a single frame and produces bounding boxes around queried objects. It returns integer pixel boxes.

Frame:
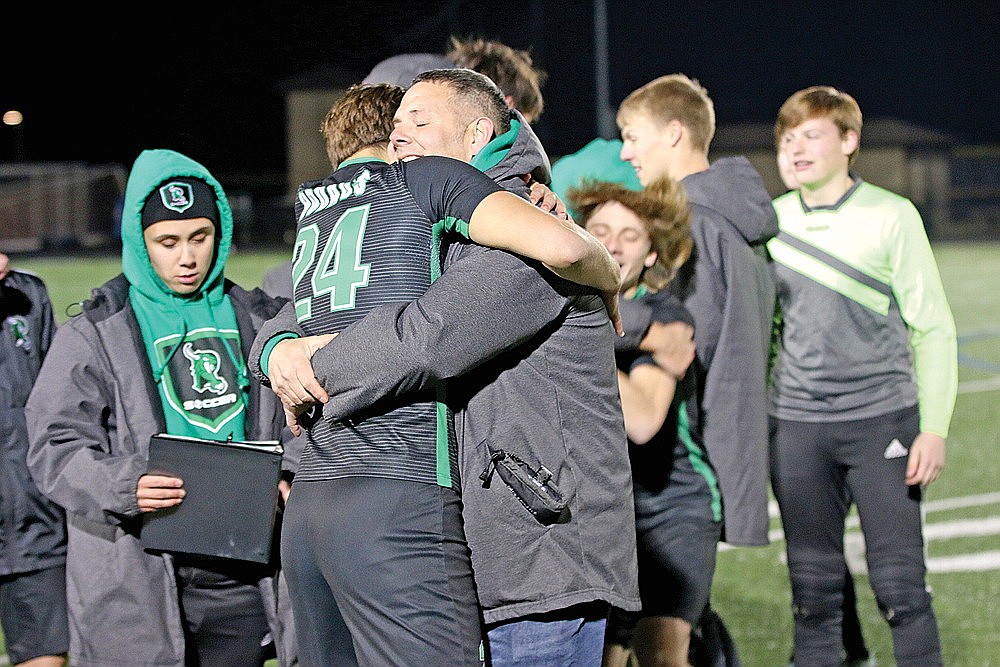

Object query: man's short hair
[568,176,692,290]
[412,68,513,137]
[446,36,547,123]
[775,85,863,163]
[617,74,716,154]
[321,83,405,167]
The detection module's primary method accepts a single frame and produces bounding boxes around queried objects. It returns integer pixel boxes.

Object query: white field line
[844,519,1000,574]
[843,491,1000,529]
[958,375,1000,394]
[737,493,1000,574]
[775,524,1000,574]
[921,516,1000,540]
[925,551,1000,572]
[922,491,1000,513]
[768,492,1000,525]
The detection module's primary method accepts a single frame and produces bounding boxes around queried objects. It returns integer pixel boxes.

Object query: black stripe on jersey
[776,231,894,298]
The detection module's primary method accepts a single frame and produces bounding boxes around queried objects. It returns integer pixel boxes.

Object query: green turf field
[6,240,999,666]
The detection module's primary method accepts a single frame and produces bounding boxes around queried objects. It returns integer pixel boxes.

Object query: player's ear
[667,119,684,147]
[841,129,860,158]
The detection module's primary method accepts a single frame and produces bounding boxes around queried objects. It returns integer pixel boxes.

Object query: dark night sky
[3,1,997,199]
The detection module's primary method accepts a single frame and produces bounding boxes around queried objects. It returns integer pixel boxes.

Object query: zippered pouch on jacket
[478,441,570,525]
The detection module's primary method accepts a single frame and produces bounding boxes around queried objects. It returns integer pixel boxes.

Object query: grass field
[6,240,999,666]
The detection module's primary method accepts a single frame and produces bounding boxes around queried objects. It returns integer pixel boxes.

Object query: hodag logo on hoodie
[152,328,245,433]
[6,315,32,352]
[181,342,229,395]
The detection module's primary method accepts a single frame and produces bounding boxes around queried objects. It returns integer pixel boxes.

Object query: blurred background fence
[3,130,999,252]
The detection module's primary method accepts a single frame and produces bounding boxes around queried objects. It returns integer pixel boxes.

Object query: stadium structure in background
[3,117,997,253]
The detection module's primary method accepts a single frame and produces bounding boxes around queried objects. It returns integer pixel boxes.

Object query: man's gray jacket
[251,244,640,625]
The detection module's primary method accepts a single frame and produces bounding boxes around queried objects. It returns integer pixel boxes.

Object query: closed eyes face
[584,201,657,294]
[390,82,469,162]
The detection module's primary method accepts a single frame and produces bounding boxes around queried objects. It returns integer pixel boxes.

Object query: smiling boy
[767,86,957,667]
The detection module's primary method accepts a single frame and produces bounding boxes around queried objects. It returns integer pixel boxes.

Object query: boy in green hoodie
[25,149,297,667]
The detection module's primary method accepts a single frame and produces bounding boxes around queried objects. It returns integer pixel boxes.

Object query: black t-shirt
[617,289,704,495]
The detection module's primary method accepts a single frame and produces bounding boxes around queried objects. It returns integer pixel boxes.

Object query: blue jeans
[486,602,608,667]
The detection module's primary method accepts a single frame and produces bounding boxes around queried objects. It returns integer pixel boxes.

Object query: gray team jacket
[619,157,778,547]
[25,275,298,667]
[1,268,65,576]
[249,114,640,624]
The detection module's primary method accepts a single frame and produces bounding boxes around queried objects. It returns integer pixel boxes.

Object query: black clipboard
[141,433,284,564]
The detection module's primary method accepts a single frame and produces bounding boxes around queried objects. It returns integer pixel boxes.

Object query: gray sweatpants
[769,406,941,667]
[280,477,483,667]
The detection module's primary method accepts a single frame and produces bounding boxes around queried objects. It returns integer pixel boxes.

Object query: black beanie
[141,177,219,230]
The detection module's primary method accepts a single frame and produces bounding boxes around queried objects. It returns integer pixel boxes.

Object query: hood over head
[681,156,778,246]
[363,52,457,88]
[120,148,233,304]
[471,109,551,198]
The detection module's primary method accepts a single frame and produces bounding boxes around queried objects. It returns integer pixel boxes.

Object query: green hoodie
[121,148,247,440]
[550,138,642,218]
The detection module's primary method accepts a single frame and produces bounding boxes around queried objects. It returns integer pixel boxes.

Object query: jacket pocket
[478,441,570,525]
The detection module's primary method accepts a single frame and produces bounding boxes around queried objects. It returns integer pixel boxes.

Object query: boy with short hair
[616,73,777,549]
[611,70,778,667]
[768,85,957,667]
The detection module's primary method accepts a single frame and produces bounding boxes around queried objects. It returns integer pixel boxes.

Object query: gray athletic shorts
[0,564,69,664]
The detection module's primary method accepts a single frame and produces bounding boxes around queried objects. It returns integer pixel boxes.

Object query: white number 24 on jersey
[291,204,371,322]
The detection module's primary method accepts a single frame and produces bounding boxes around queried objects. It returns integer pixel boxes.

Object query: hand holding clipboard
[141,433,285,564]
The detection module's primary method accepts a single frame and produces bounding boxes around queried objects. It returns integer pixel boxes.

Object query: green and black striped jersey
[291,156,500,488]
[767,179,957,437]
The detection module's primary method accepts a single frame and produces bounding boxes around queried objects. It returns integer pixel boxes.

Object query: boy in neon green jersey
[768,86,957,667]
